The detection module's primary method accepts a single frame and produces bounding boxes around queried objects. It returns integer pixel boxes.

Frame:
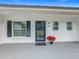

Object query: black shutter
[7,21,12,37]
[27,21,31,37]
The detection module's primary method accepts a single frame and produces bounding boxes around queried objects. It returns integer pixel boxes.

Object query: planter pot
[50,41,53,44]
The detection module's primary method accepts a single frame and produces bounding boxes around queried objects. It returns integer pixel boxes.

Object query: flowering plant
[47,35,56,44]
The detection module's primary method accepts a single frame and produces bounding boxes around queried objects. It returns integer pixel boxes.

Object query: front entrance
[35,21,46,45]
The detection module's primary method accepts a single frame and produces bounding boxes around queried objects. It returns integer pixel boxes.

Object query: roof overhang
[0,4,79,15]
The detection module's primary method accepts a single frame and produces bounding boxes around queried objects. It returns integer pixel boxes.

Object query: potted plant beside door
[47,35,56,44]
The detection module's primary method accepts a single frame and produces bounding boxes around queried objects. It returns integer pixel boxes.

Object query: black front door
[35,21,46,44]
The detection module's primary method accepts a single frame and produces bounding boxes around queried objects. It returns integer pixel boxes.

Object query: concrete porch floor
[0,42,79,59]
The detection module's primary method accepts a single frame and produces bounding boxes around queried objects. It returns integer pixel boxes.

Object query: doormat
[35,41,46,46]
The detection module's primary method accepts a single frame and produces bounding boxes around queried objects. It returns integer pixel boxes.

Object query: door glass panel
[36,21,45,41]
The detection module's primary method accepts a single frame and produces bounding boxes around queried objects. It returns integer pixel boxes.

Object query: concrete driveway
[0,42,79,59]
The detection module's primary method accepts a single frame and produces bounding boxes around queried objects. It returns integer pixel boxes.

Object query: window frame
[11,21,31,38]
[53,21,59,30]
[67,22,72,30]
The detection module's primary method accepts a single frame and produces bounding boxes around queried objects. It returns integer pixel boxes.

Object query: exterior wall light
[48,22,51,27]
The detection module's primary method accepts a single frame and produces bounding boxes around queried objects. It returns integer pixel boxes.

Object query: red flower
[47,35,56,41]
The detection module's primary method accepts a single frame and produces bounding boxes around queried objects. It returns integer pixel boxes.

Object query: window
[7,21,31,37]
[53,21,59,30]
[13,21,27,36]
[67,22,72,30]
